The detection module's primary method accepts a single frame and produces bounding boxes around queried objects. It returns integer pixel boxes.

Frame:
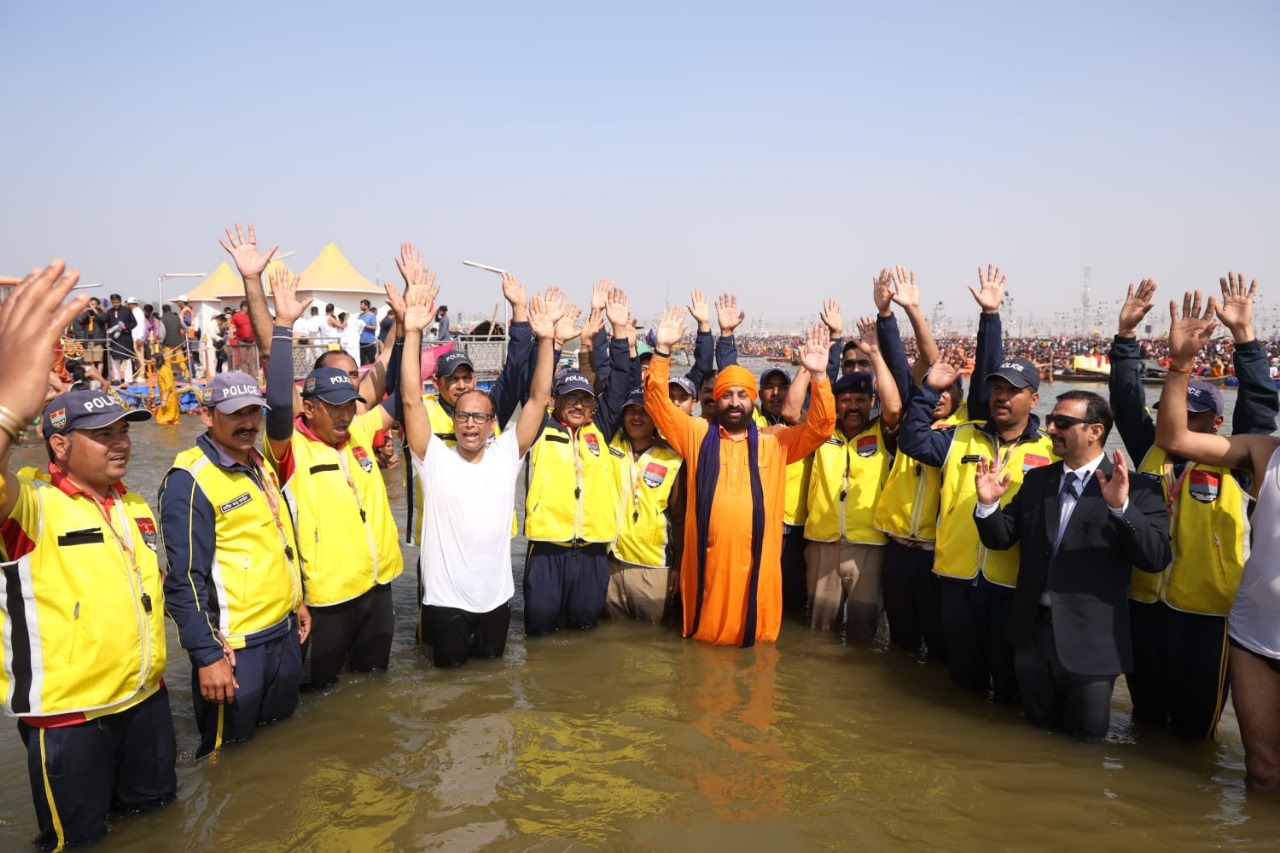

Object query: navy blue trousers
[19,686,176,851]
[523,542,609,636]
[193,624,303,758]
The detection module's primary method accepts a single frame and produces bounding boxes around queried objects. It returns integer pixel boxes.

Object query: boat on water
[1053,370,1230,387]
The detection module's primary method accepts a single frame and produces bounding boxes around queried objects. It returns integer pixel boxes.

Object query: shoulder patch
[584,433,601,456]
[856,435,879,457]
[643,462,668,488]
[1188,469,1220,503]
[352,445,374,473]
[1022,454,1051,473]
[134,517,158,551]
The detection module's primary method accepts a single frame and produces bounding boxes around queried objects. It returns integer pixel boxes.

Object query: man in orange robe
[645,306,835,645]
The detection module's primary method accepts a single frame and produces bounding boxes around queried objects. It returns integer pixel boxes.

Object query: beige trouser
[606,556,670,624]
[805,541,884,638]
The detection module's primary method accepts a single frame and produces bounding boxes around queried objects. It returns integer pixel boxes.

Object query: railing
[224,335,509,381]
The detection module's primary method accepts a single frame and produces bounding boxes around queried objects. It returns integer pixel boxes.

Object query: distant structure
[1081,265,1092,334]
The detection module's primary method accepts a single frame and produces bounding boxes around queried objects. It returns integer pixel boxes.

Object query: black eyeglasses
[1047,414,1097,430]
[455,411,495,424]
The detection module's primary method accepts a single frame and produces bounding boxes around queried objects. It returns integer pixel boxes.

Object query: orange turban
[713,365,758,402]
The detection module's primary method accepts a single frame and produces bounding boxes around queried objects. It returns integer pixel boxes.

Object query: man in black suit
[973,390,1171,740]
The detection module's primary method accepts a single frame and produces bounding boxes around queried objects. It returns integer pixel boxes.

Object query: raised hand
[687,289,711,331]
[968,264,1007,314]
[715,292,744,335]
[383,280,408,326]
[654,304,687,351]
[529,289,567,340]
[1118,278,1158,336]
[855,315,879,354]
[975,455,1012,505]
[403,276,436,334]
[501,271,527,311]
[581,307,606,341]
[590,279,610,313]
[820,299,843,337]
[605,286,631,331]
[269,266,312,327]
[925,358,961,391]
[220,223,278,280]
[405,265,439,322]
[1211,271,1257,342]
[799,323,832,374]
[1095,449,1130,509]
[1167,290,1217,369]
[553,302,583,346]
[396,242,424,288]
[890,265,920,310]
[872,268,894,316]
[0,260,89,424]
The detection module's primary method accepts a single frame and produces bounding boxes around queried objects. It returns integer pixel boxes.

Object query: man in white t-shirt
[401,269,562,667]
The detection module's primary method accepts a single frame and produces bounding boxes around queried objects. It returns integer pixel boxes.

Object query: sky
[3,1,1277,335]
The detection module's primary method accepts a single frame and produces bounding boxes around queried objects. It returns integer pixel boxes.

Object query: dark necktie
[1062,471,1082,500]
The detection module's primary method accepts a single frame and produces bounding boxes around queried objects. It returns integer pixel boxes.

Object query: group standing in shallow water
[2,234,1280,850]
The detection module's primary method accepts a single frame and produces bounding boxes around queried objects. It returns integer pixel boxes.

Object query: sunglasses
[1047,414,1097,430]
[455,411,495,424]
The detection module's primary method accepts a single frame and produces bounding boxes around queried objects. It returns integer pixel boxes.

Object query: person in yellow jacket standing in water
[803,315,901,639]
[1,261,177,851]
[220,224,404,689]
[897,266,1056,702]
[159,266,313,756]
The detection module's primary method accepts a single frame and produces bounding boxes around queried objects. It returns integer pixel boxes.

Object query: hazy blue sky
[3,1,1277,334]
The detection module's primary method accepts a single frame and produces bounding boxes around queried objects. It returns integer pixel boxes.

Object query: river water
[2,377,1278,851]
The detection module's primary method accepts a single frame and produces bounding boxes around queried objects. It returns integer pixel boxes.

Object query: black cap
[435,351,474,378]
[301,367,361,405]
[985,358,1040,391]
[833,371,874,396]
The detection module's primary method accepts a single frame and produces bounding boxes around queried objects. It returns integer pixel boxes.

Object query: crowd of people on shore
[2,235,1279,849]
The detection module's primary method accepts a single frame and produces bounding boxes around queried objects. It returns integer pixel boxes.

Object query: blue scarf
[693,420,766,647]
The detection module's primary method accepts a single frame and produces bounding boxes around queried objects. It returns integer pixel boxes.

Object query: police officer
[1,256,175,851]
[803,322,902,639]
[159,369,309,756]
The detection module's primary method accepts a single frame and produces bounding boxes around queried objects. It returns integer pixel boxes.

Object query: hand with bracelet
[0,261,91,508]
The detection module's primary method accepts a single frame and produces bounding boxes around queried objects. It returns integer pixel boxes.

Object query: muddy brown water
[2,381,1278,851]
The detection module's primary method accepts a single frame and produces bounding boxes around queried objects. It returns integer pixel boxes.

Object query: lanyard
[627,445,653,523]
[87,494,152,614]
[333,446,367,518]
[249,458,295,560]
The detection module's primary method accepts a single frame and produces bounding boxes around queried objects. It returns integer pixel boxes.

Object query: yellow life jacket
[1130,447,1249,615]
[171,446,303,645]
[874,411,976,543]
[609,436,683,568]
[804,421,891,544]
[268,409,404,606]
[407,394,510,544]
[525,418,622,544]
[753,408,811,527]
[0,477,166,719]
[934,423,1056,587]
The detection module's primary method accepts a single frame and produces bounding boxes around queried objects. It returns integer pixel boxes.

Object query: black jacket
[975,457,1171,676]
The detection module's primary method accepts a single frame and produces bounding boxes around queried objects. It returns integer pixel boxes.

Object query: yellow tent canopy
[298,243,379,293]
[183,262,244,302]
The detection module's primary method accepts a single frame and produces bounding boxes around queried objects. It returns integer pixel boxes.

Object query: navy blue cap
[301,367,361,404]
[435,350,474,378]
[985,358,1040,392]
[43,390,151,439]
[668,375,697,397]
[1154,379,1224,415]
[623,386,646,410]
[833,371,874,396]
[760,366,792,385]
[553,370,595,397]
